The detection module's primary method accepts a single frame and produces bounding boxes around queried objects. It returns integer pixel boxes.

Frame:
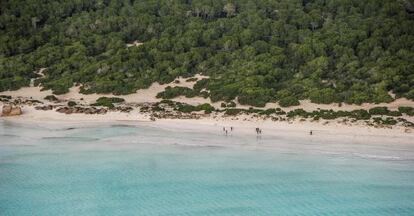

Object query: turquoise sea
[1,120,414,216]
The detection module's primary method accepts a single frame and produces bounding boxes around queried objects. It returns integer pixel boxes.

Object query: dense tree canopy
[1,0,413,106]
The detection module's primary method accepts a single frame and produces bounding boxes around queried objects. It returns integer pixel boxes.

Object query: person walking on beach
[230,126,233,131]
[310,130,313,135]
[225,130,228,136]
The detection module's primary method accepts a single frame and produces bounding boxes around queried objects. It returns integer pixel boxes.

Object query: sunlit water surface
[1,121,414,215]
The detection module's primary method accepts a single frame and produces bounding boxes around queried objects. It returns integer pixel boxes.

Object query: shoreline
[2,104,414,146]
[3,108,414,164]
[1,80,414,146]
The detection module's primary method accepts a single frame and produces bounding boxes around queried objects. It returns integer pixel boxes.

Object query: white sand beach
[1,104,413,148]
[1,74,414,147]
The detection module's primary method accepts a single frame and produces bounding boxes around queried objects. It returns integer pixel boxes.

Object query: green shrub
[193,79,209,92]
[199,91,209,98]
[156,86,197,99]
[373,117,398,125]
[350,109,371,120]
[177,104,196,113]
[0,95,12,99]
[152,105,164,112]
[279,96,300,107]
[247,107,262,113]
[238,88,270,107]
[368,107,389,115]
[92,101,114,108]
[196,103,215,114]
[96,97,125,104]
[261,108,276,115]
[225,109,243,115]
[309,88,338,104]
[388,111,402,117]
[287,109,309,118]
[91,97,123,108]
[67,101,77,107]
[160,99,176,106]
[406,89,414,100]
[318,109,339,120]
[398,106,414,116]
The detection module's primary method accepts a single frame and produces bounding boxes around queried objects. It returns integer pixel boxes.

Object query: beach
[1,75,414,148]
[1,104,414,149]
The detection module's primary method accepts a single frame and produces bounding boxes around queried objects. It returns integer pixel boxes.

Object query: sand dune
[2,73,413,111]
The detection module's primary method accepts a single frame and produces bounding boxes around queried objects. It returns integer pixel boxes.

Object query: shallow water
[1,121,414,215]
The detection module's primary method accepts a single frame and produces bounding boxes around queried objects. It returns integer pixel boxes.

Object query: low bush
[373,117,397,125]
[197,103,215,114]
[279,96,300,107]
[67,101,77,107]
[388,111,402,117]
[176,103,215,114]
[156,86,197,99]
[287,109,309,118]
[91,97,124,108]
[96,97,125,104]
[350,109,371,120]
[368,107,389,115]
[398,106,414,116]
[0,95,12,99]
[44,95,58,101]
[225,109,244,115]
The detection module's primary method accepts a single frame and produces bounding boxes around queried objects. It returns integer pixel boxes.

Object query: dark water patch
[0,134,20,138]
[41,136,100,142]
[56,127,77,131]
[0,144,36,148]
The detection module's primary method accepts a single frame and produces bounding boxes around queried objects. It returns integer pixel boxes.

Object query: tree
[223,3,236,17]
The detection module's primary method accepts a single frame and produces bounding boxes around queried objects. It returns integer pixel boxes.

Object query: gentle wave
[352,153,401,161]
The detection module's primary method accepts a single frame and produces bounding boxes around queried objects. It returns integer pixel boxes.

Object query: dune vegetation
[1,0,414,107]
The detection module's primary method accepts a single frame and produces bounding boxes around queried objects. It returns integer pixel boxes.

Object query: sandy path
[0,74,208,105]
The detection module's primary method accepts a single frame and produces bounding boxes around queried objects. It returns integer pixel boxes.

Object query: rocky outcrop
[35,105,56,110]
[1,105,22,117]
[0,95,12,102]
[56,106,108,115]
[114,106,133,113]
[152,112,201,120]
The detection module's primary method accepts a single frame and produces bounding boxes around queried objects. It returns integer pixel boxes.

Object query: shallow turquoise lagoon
[1,121,414,215]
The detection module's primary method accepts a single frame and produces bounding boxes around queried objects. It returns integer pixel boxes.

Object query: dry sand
[1,74,414,144]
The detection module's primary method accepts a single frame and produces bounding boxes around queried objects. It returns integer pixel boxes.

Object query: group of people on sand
[255,127,262,135]
[222,126,233,135]
[221,126,314,136]
[222,126,262,136]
